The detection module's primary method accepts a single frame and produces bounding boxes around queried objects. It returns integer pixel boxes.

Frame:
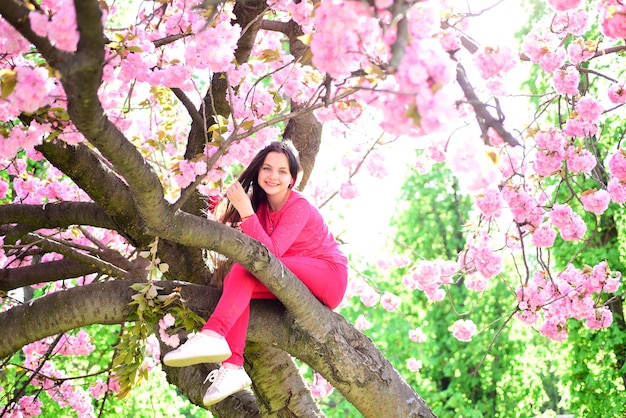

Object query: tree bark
[0,279,435,417]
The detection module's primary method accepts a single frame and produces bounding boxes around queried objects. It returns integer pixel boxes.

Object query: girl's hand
[225,181,254,218]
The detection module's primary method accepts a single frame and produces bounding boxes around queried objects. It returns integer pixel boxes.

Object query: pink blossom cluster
[0,16,31,55]
[563,96,604,139]
[516,262,620,340]
[522,31,566,73]
[474,46,517,80]
[29,0,79,52]
[567,37,596,64]
[548,0,582,11]
[406,357,423,372]
[446,136,502,192]
[366,150,389,178]
[531,223,557,248]
[475,187,504,220]
[14,331,120,417]
[173,160,208,189]
[501,184,544,227]
[553,9,589,35]
[310,0,383,79]
[308,373,334,399]
[349,278,381,307]
[185,20,241,73]
[380,291,401,312]
[607,150,626,203]
[608,82,626,104]
[354,314,373,331]
[158,313,181,348]
[1,67,55,115]
[553,66,580,95]
[450,319,477,342]
[458,233,503,290]
[23,331,95,357]
[598,0,626,39]
[402,259,457,302]
[3,395,43,418]
[581,189,611,215]
[548,203,587,241]
[408,327,427,343]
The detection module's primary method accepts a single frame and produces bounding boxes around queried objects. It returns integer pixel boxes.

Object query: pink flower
[522,31,566,73]
[0,178,8,200]
[608,177,626,203]
[548,0,582,11]
[451,319,477,342]
[581,189,611,215]
[475,187,503,220]
[465,273,488,292]
[549,203,587,241]
[554,10,589,35]
[533,149,563,177]
[89,380,109,400]
[535,127,567,154]
[380,291,401,312]
[553,66,580,95]
[598,0,626,39]
[567,37,596,64]
[18,395,42,416]
[360,285,380,307]
[308,373,333,399]
[608,83,626,104]
[406,358,423,372]
[565,146,596,173]
[586,307,613,330]
[560,216,587,241]
[339,182,360,199]
[474,45,516,80]
[576,96,604,122]
[354,314,372,331]
[608,150,626,181]
[408,328,427,343]
[366,150,389,178]
[540,318,568,341]
[531,223,557,247]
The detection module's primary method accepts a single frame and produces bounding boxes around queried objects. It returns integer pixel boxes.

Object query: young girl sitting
[163,141,348,406]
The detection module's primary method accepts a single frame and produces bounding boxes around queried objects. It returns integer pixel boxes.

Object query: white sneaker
[203,366,252,406]
[162,333,231,367]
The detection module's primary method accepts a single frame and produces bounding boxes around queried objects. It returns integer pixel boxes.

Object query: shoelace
[204,368,221,385]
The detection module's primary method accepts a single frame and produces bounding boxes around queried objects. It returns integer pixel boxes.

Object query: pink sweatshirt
[240,191,347,266]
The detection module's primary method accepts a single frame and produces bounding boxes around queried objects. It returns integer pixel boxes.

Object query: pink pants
[202,256,347,366]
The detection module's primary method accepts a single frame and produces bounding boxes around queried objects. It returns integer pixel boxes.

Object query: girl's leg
[202,263,275,366]
[280,257,348,309]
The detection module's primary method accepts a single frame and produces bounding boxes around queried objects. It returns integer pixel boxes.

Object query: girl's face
[257,151,293,200]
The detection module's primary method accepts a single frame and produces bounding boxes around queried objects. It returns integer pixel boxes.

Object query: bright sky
[313,0,530,263]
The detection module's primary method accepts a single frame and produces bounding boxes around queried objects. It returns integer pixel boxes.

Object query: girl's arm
[240,199,310,257]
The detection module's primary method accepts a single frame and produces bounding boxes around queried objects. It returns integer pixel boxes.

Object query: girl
[163,141,348,406]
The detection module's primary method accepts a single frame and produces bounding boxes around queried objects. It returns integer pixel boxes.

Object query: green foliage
[324,154,578,417]
[113,238,205,400]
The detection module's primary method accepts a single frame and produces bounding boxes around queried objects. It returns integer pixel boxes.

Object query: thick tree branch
[245,343,323,416]
[0,202,117,232]
[1,279,435,417]
[0,259,98,293]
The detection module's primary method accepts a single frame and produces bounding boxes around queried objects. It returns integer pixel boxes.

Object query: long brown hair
[210,140,301,286]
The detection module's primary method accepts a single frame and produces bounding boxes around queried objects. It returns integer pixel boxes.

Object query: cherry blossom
[581,189,611,215]
[450,319,477,342]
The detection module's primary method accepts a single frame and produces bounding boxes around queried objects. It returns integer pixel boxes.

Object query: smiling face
[257,151,294,209]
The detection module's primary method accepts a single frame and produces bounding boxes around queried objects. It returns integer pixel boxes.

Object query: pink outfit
[202,191,348,365]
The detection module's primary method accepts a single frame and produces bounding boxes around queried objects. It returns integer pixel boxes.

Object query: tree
[1,0,626,417]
